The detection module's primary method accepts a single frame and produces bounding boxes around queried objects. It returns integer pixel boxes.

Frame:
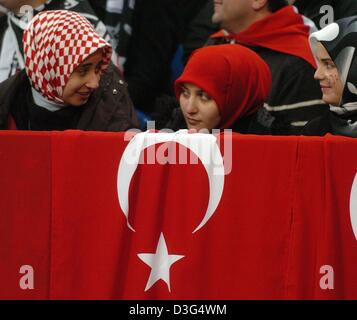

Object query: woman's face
[62,50,104,106]
[314,42,344,106]
[179,83,221,131]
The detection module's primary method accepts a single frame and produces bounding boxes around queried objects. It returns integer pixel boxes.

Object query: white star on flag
[138,233,185,292]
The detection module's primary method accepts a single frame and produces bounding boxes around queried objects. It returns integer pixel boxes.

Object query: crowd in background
[0,0,356,136]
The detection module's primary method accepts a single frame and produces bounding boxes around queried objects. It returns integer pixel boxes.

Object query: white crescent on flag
[117,130,225,233]
[350,172,357,241]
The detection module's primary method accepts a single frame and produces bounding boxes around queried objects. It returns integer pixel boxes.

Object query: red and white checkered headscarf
[23,10,112,104]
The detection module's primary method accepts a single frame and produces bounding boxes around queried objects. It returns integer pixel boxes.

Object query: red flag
[1,131,357,299]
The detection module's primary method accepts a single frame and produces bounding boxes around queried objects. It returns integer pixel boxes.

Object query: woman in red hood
[169,44,272,132]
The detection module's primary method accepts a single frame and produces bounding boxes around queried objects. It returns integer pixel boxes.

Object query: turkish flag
[1,131,357,299]
[43,131,297,299]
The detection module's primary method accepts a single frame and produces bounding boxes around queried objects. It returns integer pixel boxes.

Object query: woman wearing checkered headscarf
[0,10,139,131]
[23,10,113,105]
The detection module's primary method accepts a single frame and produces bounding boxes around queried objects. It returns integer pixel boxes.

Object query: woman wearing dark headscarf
[166,44,272,133]
[0,10,138,131]
[303,16,357,137]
